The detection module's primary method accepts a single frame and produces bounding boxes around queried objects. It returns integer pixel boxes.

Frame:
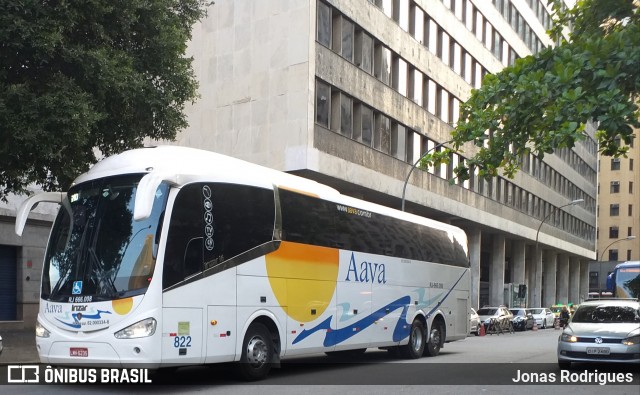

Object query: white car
[558,299,640,369]
[469,308,480,335]
[529,307,555,329]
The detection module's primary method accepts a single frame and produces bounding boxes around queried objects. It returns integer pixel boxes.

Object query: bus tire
[236,322,274,381]
[425,321,443,357]
[400,319,426,359]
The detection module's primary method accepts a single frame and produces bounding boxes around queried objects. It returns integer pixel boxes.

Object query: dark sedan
[510,308,534,331]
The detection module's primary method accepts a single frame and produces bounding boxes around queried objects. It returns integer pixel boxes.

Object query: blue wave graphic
[293,295,412,346]
[292,268,468,348]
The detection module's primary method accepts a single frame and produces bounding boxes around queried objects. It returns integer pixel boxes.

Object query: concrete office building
[590,127,640,295]
[176,0,596,309]
[0,0,597,329]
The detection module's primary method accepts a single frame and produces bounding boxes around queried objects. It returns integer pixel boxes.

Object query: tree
[437,0,640,182]
[0,0,209,201]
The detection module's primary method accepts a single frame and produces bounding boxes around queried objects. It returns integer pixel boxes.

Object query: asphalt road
[1,326,638,394]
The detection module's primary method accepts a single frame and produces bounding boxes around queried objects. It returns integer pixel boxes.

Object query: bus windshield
[42,174,169,302]
[616,266,640,299]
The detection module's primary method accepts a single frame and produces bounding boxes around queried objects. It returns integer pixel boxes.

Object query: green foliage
[441,0,640,182]
[0,0,209,200]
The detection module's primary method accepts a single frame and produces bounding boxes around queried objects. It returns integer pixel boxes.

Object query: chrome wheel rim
[246,336,268,367]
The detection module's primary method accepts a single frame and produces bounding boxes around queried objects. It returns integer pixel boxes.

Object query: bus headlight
[35,321,50,338]
[114,318,157,339]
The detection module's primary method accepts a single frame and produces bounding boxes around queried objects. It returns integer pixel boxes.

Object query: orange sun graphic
[265,241,339,322]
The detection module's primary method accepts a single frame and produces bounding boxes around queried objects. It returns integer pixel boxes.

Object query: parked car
[509,308,534,331]
[0,333,3,356]
[557,298,640,369]
[470,308,480,335]
[529,307,556,329]
[476,306,513,331]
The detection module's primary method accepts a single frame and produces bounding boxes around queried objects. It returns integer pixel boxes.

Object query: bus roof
[70,145,468,254]
[613,261,640,269]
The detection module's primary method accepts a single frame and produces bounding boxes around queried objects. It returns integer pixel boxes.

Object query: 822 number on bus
[173,336,192,348]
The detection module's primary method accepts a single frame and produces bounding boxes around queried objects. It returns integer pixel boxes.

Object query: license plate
[586,347,610,355]
[70,347,88,357]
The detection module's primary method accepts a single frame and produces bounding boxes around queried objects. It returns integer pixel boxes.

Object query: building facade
[0,0,598,329]
[0,193,56,328]
[176,0,596,309]
[590,128,640,295]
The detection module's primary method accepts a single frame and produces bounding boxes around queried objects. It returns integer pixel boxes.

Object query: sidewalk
[0,328,39,364]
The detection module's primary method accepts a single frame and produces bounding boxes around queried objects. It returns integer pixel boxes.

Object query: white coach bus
[15,146,470,380]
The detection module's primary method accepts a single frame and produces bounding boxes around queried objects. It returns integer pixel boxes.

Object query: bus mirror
[134,172,178,221]
[15,192,64,236]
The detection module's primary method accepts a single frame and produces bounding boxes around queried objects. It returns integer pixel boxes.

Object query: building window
[315,80,331,128]
[396,0,410,31]
[410,68,423,106]
[356,104,374,146]
[630,159,634,171]
[427,79,437,114]
[391,123,408,161]
[610,204,619,216]
[610,181,620,193]
[375,0,393,18]
[412,5,425,44]
[339,94,353,137]
[609,226,619,239]
[375,113,391,153]
[374,44,392,85]
[317,2,332,48]
[341,18,354,62]
[627,250,632,261]
[608,249,618,262]
[630,182,634,194]
[629,204,633,216]
[628,227,633,237]
[611,158,621,170]
[356,31,374,74]
[393,55,408,96]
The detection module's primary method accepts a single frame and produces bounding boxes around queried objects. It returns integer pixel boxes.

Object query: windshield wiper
[87,246,119,297]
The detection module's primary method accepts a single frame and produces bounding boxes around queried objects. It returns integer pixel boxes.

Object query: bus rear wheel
[400,319,426,359]
[236,322,274,381]
[424,321,443,356]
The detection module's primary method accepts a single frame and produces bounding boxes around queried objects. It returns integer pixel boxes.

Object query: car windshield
[510,309,525,316]
[477,308,497,315]
[529,309,543,314]
[571,305,640,323]
[42,174,169,302]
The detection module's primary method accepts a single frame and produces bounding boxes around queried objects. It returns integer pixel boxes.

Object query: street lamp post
[533,198,584,307]
[598,235,636,295]
[401,140,451,212]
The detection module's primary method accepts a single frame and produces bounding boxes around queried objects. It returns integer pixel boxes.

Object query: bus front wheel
[400,319,426,359]
[237,322,274,381]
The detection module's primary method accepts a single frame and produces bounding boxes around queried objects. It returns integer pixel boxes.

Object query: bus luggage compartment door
[205,305,237,363]
[161,307,204,364]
